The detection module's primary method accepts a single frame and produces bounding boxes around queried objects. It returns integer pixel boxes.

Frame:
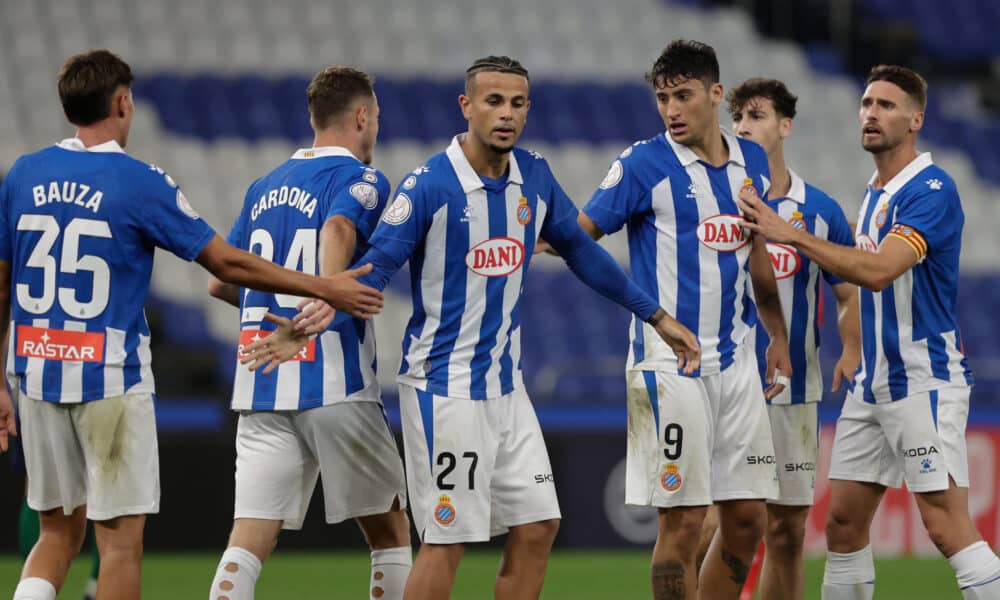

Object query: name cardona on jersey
[250,185,318,221]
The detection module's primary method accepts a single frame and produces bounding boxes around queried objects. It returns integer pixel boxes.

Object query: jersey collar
[446,134,524,194]
[56,138,125,154]
[783,168,807,204]
[291,146,358,160]
[867,152,933,195]
[665,127,746,168]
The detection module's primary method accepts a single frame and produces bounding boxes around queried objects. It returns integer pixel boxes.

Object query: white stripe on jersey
[449,188,491,394]
[402,205,450,383]
[630,179,675,370]
[61,321,87,404]
[104,326,126,397]
[134,332,153,396]
[273,358,301,411]
[320,330,345,398]
[25,318,48,398]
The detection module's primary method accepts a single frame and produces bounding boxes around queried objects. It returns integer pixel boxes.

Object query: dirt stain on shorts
[81,396,130,484]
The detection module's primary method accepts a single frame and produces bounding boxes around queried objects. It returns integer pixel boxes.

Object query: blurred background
[1,0,999,579]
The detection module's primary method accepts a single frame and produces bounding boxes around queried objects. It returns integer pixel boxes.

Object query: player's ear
[710,82,724,106]
[356,103,368,132]
[910,110,924,133]
[458,94,472,121]
[780,116,793,140]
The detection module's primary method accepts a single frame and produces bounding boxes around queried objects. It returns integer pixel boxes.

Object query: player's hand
[652,312,701,375]
[318,264,383,320]
[292,298,335,335]
[0,386,17,453]
[240,313,311,375]
[831,348,860,392]
[737,185,799,244]
[533,238,560,256]
[764,341,793,400]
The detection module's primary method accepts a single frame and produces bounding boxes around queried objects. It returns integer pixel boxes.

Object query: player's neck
[75,123,124,149]
[312,131,357,158]
[460,134,509,179]
[688,124,728,167]
[871,140,919,190]
[767,149,790,200]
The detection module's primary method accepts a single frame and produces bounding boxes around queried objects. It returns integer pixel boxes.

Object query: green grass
[1,551,961,599]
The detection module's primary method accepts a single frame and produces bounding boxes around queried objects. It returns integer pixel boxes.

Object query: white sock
[949,541,1000,599]
[370,546,412,600]
[822,545,875,600]
[84,577,98,599]
[209,546,262,600]
[12,577,56,600]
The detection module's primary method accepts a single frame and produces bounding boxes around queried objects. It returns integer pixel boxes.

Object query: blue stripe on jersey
[251,357,277,410]
[428,201,471,398]
[416,387,435,473]
[880,285,908,399]
[42,336,62,395]
[858,192,881,402]
[926,333,951,380]
[469,189,509,398]
[501,200,536,386]
[642,371,660,433]
[400,250,428,376]
[122,328,144,393]
[930,389,939,431]
[788,218,813,400]
[628,199,659,365]
[704,165,740,370]
[341,323,365,396]
[672,170,701,377]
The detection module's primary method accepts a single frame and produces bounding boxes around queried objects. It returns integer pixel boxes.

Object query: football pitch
[0,550,961,599]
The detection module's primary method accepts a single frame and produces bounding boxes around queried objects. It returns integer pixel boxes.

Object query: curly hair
[646,40,719,88]
[727,78,798,120]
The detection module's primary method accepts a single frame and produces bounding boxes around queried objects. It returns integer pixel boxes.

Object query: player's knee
[766,513,807,557]
[519,518,560,549]
[660,508,707,558]
[38,509,87,555]
[720,504,767,549]
[824,509,864,551]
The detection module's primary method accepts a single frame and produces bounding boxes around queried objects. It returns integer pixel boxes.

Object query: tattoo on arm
[652,560,686,600]
[721,549,750,584]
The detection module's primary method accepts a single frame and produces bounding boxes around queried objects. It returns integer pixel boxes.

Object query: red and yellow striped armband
[887,223,928,261]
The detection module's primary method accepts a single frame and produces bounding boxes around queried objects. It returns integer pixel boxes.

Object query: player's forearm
[208,277,240,308]
[198,237,326,298]
[790,229,892,291]
[834,286,861,357]
[319,216,357,277]
[749,238,788,342]
[558,231,658,321]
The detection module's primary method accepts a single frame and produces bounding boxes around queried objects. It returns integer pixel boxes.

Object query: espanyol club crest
[788,210,806,230]
[434,495,456,526]
[516,196,532,225]
[875,205,888,228]
[661,464,682,492]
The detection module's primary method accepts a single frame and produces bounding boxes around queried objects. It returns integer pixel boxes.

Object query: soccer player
[205,66,411,600]
[578,41,792,599]
[1,50,383,600]
[727,78,861,600]
[738,65,1000,600]
[246,55,700,600]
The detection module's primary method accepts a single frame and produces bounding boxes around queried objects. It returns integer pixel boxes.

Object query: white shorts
[399,384,561,544]
[233,402,407,530]
[768,402,819,506]
[17,389,160,521]
[829,387,969,492]
[625,344,778,507]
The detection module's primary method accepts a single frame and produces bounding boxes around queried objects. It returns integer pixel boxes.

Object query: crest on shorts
[516,196,532,225]
[434,495,456,526]
[661,464,682,492]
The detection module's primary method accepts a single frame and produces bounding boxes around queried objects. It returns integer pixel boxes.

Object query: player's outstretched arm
[291,215,359,336]
[830,282,861,392]
[195,235,383,320]
[207,278,240,308]
[748,234,792,400]
[737,189,918,291]
[534,212,605,256]
[0,260,14,452]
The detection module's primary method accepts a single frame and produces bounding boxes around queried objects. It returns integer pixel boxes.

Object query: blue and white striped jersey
[0,138,216,403]
[226,147,388,411]
[368,135,583,400]
[752,170,854,404]
[850,152,972,403]
[584,130,770,376]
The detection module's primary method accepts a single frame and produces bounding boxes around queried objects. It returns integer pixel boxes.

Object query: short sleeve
[583,148,645,235]
[821,198,854,285]
[890,181,960,261]
[367,171,435,266]
[324,168,391,241]
[137,169,216,261]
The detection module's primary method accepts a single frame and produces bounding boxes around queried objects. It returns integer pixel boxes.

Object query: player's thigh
[296,401,407,524]
[74,393,160,521]
[625,369,712,508]
[16,388,87,514]
[828,392,901,488]
[767,402,819,507]
[399,384,497,544]
[233,410,316,530]
[490,388,560,536]
[712,349,778,502]
[880,388,968,493]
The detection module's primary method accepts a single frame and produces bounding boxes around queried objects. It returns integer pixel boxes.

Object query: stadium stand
[0,0,997,412]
